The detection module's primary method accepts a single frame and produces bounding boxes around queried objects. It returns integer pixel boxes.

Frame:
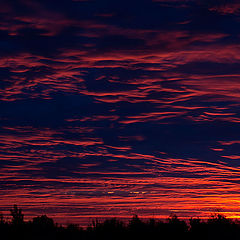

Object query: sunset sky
[1,0,240,225]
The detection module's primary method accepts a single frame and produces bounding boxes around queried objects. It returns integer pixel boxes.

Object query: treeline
[1,205,240,240]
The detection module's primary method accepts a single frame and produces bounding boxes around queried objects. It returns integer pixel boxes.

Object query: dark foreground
[1,205,240,240]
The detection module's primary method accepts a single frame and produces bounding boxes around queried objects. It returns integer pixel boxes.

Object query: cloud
[1,0,240,225]
[209,1,240,15]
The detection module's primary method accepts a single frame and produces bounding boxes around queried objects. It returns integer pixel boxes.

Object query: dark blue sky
[1,0,240,224]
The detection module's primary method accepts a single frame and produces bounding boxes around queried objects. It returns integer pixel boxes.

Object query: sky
[1,0,240,225]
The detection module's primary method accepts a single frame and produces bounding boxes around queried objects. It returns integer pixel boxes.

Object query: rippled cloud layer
[1,0,240,225]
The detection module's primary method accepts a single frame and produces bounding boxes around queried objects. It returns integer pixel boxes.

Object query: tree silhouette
[0,212,4,224]
[128,214,144,229]
[166,214,188,239]
[10,205,24,225]
[2,205,240,240]
[32,215,54,228]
